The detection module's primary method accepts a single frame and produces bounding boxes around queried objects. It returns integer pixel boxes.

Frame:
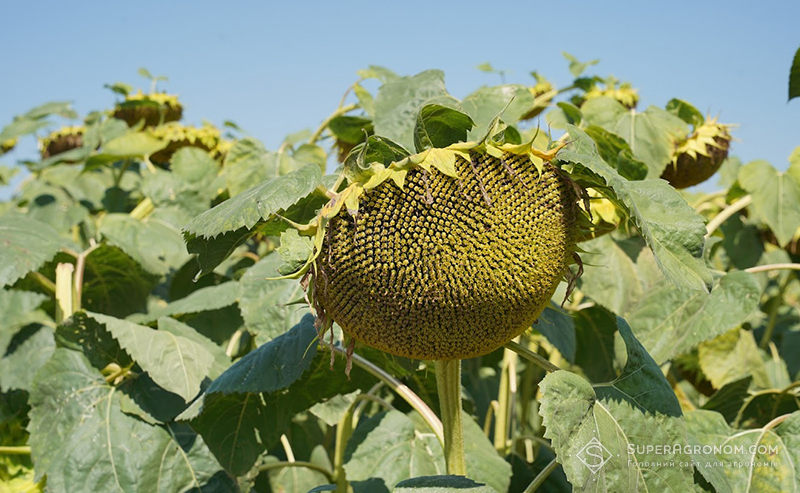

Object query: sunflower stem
[435,359,466,476]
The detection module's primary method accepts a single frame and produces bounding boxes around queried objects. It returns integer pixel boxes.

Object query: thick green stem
[0,446,31,455]
[333,405,355,492]
[494,347,517,454]
[705,194,752,237]
[55,263,75,323]
[130,197,155,220]
[435,359,466,476]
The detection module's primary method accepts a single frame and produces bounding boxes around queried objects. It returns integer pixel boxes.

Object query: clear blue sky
[2,0,798,197]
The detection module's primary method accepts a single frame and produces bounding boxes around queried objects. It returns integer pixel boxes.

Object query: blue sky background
[1,0,798,198]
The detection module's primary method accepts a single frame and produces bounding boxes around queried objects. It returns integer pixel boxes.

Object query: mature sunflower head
[1,138,17,156]
[313,147,579,360]
[39,126,85,159]
[660,118,732,189]
[148,122,229,164]
[113,91,183,127]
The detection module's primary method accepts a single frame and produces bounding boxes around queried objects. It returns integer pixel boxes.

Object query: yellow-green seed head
[315,151,578,360]
[584,82,639,109]
[1,137,17,155]
[113,91,183,127]
[39,126,85,159]
[148,122,229,164]
[661,118,732,189]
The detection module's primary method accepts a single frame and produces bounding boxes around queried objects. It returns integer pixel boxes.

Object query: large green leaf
[560,125,712,292]
[539,371,694,492]
[0,289,48,354]
[738,160,800,247]
[345,410,510,493]
[81,245,159,318]
[460,85,538,140]
[0,101,76,142]
[85,311,215,402]
[102,131,167,157]
[205,314,317,395]
[221,138,307,197]
[583,125,648,181]
[238,254,310,343]
[261,448,332,493]
[599,317,682,415]
[0,326,55,392]
[697,328,770,390]
[183,163,323,240]
[665,98,704,127]
[790,46,800,101]
[189,338,377,475]
[57,311,133,370]
[28,348,233,492]
[413,104,474,152]
[579,235,655,315]
[535,304,576,363]
[157,317,230,381]
[373,70,450,151]
[100,214,191,276]
[0,215,62,288]
[573,306,619,383]
[344,411,444,487]
[685,410,800,492]
[627,272,761,365]
[130,281,241,324]
[581,99,688,177]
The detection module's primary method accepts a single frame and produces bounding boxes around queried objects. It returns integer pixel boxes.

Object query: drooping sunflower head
[148,122,229,164]
[1,138,17,156]
[39,126,85,159]
[113,91,183,127]
[661,118,733,189]
[313,145,579,360]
